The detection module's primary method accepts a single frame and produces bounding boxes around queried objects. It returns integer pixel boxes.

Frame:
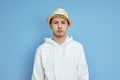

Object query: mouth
[57,30,63,32]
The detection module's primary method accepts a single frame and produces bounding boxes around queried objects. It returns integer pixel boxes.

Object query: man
[31,8,89,80]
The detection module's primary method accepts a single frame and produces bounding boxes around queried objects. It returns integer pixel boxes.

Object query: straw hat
[47,8,72,25]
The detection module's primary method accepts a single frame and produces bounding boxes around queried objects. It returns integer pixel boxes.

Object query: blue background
[0,0,120,80]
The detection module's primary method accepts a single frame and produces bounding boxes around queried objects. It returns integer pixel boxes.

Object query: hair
[49,15,70,25]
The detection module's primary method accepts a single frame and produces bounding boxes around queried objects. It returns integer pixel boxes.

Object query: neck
[52,35,67,45]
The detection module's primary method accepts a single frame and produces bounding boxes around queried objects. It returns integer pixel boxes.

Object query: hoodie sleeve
[78,46,89,80]
[31,48,44,80]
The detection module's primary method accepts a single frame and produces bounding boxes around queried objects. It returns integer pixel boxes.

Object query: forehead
[52,16,68,21]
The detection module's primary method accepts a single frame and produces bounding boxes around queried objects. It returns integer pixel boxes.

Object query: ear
[68,24,70,28]
[49,24,53,29]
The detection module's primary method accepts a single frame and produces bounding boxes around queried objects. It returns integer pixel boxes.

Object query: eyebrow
[50,18,69,25]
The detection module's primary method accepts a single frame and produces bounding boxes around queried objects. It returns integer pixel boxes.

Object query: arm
[78,46,89,80]
[31,49,44,80]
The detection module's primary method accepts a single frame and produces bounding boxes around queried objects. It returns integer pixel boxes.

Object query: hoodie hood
[45,36,73,47]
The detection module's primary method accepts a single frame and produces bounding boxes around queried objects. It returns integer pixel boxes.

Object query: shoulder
[36,42,48,51]
[71,40,84,48]
[34,42,49,56]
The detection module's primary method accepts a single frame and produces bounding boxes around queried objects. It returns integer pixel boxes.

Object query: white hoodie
[32,36,89,80]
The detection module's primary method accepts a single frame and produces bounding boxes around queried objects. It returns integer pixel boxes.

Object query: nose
[58,23,62,29]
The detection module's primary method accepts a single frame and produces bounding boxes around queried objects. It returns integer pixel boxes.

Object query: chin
[54,32,66,37]
[56,34,65,37]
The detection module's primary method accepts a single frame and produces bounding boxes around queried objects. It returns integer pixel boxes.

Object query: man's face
[50,16,69,37]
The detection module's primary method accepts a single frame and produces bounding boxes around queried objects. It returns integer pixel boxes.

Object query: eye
[61,21,66,24]
[52,21,58,24]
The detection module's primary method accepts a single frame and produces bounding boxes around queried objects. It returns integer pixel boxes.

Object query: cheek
[64,26,69,30]
[50,26,57,31]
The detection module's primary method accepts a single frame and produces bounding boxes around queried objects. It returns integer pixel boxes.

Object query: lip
[57,30,63,32]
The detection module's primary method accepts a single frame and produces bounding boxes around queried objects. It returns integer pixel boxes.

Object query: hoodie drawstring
[52,43,66,80]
